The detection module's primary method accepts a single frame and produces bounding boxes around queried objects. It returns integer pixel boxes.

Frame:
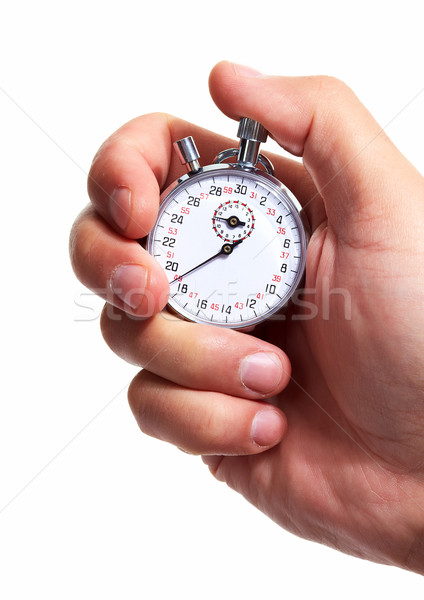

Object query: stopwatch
[147,118,307,329]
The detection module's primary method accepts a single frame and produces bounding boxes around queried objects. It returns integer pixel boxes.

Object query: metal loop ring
[214,148,239,164]
[257,154,274,176]
[214,148,274,176]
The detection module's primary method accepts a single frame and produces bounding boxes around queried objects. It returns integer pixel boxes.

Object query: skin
[70,61,424,573]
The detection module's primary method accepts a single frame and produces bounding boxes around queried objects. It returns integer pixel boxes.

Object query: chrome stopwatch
[147,118,307,328]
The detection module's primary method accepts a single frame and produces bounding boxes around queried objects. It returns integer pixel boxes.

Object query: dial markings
[148,168,306,328]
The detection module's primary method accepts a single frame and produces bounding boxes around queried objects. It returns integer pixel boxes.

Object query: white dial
[148,166,307,328]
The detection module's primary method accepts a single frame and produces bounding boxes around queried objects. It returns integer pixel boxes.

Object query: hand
[70,61,424,573]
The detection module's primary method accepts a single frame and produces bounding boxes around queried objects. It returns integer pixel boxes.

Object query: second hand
[169,239,243,285]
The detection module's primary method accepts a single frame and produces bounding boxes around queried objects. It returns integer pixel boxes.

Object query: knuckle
[127,372,155,436]
[99,304,117,350]
[68,206,100,284]
[310,75,357,124]
[99,306,143,365]
[314,74,352,99]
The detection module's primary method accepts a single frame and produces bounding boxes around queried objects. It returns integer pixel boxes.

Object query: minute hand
[169,239,243,284]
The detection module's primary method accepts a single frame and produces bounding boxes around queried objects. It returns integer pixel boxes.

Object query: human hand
[70,61,424,573]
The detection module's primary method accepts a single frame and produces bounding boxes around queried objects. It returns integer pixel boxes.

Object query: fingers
[87,111,323,240]
[209,61,423,243]
[128,371,287,455]
[72,111,323,318]
[87,113,237,239]
[101,307,291,399]
[70,206,169,316]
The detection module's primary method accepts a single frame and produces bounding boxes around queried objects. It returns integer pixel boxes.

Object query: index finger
[87,113,236,239]
[87,112,320,240]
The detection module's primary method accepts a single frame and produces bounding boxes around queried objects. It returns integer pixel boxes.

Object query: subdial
[212,200,255,242]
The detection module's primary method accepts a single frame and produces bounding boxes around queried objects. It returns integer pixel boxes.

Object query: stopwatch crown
[174,137,201,173]
[237,118,268,144]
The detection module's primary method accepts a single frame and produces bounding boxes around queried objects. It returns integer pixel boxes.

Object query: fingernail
[110,264,148,310]
[251,410,284,447]
[109,186,131,231]
[233,62,265,78]
[240,352,283,393]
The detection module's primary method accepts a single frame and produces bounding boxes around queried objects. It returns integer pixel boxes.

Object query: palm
[217,217,424,564]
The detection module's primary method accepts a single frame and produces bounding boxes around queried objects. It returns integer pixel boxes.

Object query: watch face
[148,165,307,328]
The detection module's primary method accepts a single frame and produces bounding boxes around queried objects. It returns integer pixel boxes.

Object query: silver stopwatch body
[147,119,307,328]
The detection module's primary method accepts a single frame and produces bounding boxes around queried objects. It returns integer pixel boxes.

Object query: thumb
[209,61,423,243]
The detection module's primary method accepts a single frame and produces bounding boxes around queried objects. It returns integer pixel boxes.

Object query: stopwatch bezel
[147,163,308,329]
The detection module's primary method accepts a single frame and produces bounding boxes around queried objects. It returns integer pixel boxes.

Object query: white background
[1,1,423,597]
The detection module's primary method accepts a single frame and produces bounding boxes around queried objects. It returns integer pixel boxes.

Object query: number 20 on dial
[147,118,307,328]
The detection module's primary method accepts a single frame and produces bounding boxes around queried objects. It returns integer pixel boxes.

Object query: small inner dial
[212,200,255,241]
[148,167,307,329]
